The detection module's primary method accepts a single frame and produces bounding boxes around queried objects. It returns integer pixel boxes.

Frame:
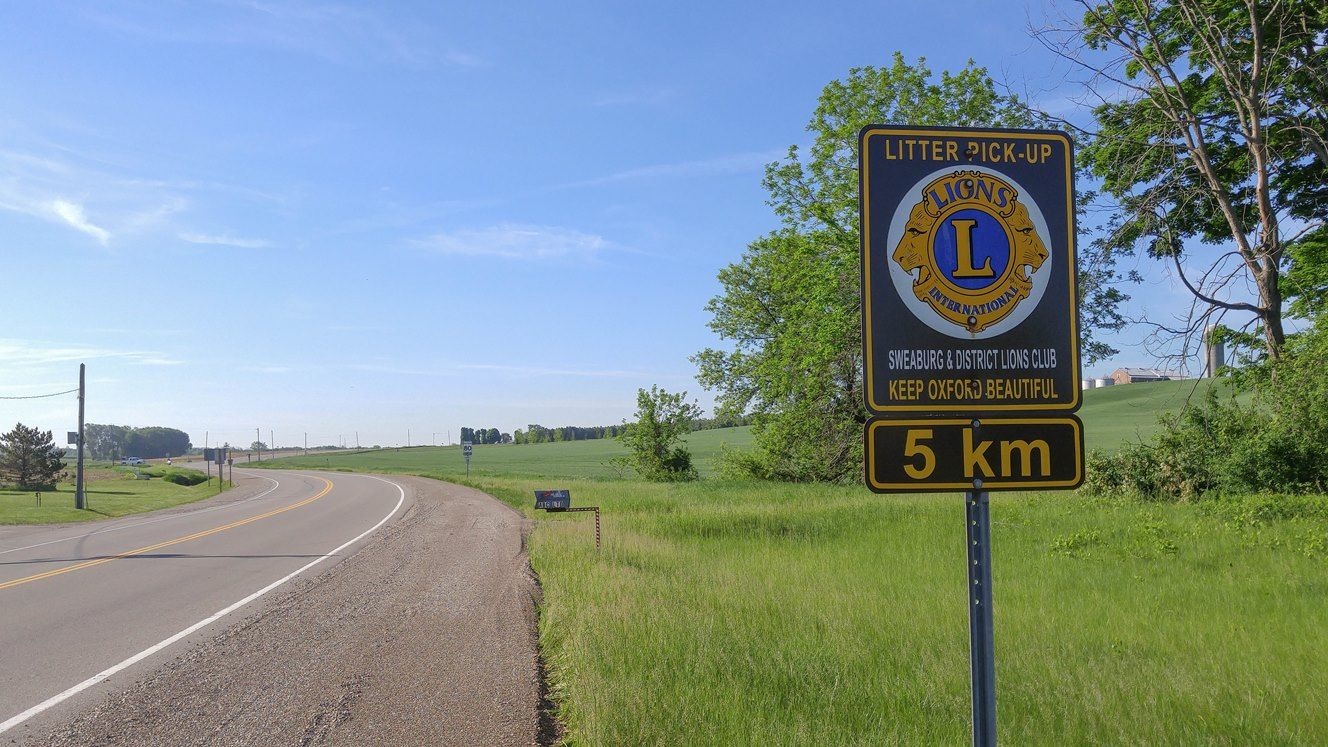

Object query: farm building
[1109,367,1188,385]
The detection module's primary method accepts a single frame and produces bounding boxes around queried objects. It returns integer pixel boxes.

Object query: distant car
[120,457,146,466]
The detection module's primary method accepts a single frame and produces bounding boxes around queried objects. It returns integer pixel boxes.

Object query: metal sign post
[966,489,995,747]
[857,125,1086,746]
[462,441,473,478]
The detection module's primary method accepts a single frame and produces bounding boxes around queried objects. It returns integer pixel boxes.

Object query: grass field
[0,465,227,525]
[251,380,1327,744]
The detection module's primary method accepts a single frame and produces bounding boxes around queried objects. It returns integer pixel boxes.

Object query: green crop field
[245,425,755,480]
[0,465,227,525]
[249,379,1227,482]
[251,380,1327,744]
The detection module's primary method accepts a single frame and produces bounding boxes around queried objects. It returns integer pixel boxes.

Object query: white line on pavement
[0,473,407,735]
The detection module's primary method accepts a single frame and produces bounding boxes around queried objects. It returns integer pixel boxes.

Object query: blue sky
[1,0,1199,448]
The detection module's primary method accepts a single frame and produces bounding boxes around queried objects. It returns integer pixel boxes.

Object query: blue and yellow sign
[858,126,1082,415]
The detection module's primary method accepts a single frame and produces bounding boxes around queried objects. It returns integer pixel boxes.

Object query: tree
[0,423,65,488]
[85,424,191,459]
[694,54,1096,481]
[615,386,702,481]
[1041,0,1327,362]
[250,441,268,451]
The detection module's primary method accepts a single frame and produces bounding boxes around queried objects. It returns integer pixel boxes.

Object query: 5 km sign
[858,124,1085,493]
[865,417,1083,492]
[859,125,1081,415]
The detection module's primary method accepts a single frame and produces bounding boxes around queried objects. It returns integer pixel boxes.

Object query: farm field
[251,379,1228,482]
[252,380,1327,744]
[0,465,225,525]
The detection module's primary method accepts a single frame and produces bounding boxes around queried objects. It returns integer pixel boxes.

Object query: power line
[0,387,79,400]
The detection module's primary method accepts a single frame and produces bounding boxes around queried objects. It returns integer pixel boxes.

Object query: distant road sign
[865,416,1083,492]
[461,442,473,455]
[858,125,1082,414]
[67,432,78,445]
[534,489,571,512]
[203,448,215,462]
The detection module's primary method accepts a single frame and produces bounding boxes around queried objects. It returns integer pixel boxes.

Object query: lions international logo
[891,170,1049,335]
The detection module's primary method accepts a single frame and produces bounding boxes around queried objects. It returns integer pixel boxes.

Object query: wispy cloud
[179,232,273,249]
[84,1,473,70]
[0,147,191,245]
[50,199,111,244]
[558,149,783,190]
[444,50,485,68]
[592,87,678,107]
[456,363,659,379]
[412,223,609,260]
[0,339,183,369]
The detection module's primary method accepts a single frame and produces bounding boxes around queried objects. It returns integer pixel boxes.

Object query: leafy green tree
[615,386,702,481]
[0,423,65,488]
[250,441,268,451]
[695,54,1087,482]
[1059,0,1327,362]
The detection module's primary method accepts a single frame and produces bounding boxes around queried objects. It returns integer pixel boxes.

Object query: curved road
[0,469,407,739]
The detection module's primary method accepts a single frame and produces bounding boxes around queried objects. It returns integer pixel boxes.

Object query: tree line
[511,414,753,445]
[85,424,191,460]
[459,427,512,445]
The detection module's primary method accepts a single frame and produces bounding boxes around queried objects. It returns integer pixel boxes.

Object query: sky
[1,0,1208,448]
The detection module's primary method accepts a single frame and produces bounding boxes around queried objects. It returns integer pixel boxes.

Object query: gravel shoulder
[24,476,543,747]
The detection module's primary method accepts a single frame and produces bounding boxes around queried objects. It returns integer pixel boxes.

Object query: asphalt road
[0,469,408,741]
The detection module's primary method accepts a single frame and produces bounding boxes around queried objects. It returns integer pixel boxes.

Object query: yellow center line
[0,477,335,593]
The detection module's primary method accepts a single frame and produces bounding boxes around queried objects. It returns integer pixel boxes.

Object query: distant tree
[85,423,129,460]
[250,441,268,451]
[85,424,192,459]
[501,432,513,444]
[615,386,702,481]
[0,423,65,488]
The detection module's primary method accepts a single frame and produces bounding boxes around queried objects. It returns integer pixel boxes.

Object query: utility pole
[270,429,274,454]
[304,432,308,456]
[355,431,359,448]
[407,429,411,448]
[75,363,86,510]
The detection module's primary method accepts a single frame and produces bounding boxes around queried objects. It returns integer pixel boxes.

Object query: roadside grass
[464,477,1328,745]
[0,465,226,525]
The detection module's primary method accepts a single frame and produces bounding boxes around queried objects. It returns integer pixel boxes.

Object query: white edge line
[0,473,407,735]
[0,473,284,558]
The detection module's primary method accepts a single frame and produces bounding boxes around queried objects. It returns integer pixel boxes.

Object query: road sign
[858,125,1081,414]
[462,441,473,455]
[203,447,215,462]
[67,431,78,445]
[534,489,570,512]
[213,448,228,465]
[865,416,1083,492]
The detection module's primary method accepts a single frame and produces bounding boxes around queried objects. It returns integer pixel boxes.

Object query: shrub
[1084,317,1328,499]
